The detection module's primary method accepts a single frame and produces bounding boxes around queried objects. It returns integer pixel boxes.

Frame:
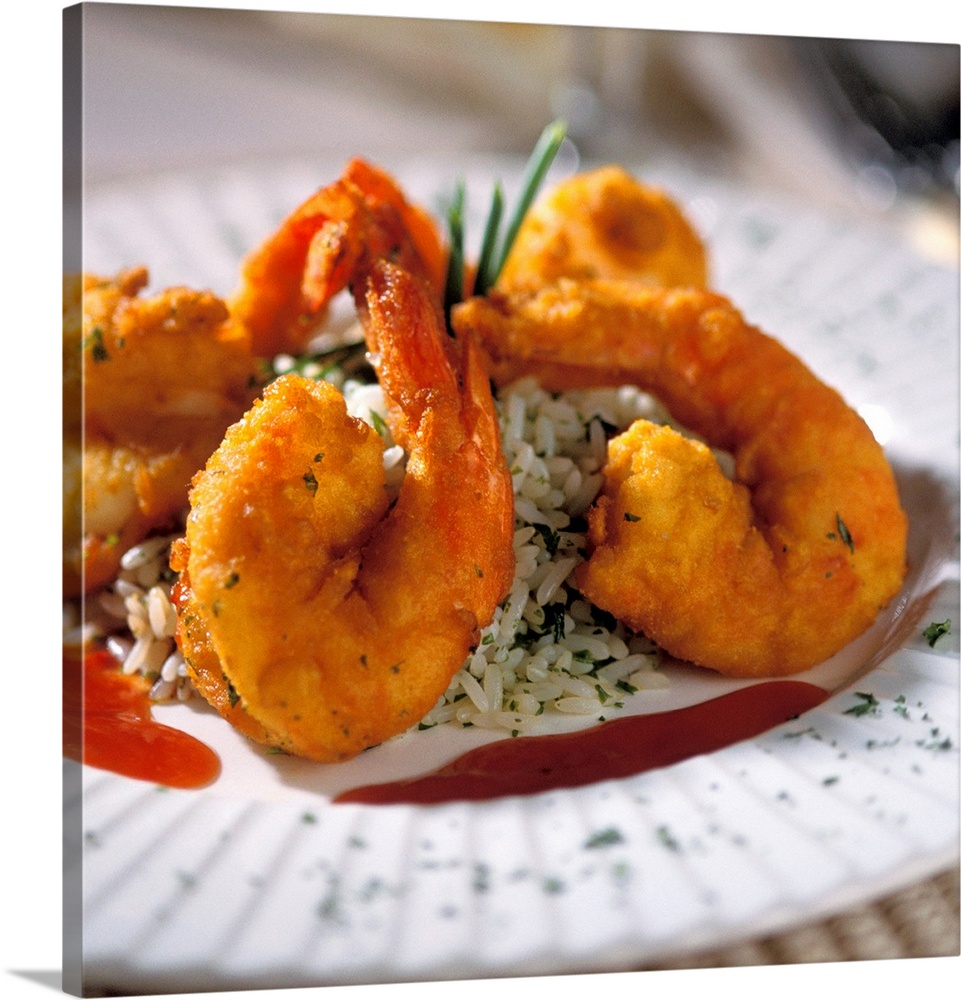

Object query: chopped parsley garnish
[541,603,566,642]
[472,862,492,893]
[843,691,880,717]
[584,827,625,849]
[542,876,566,895]
[922,619,951,647]
[303,469,319,494]
[84,326,110,362]
[224,676,240,708]
[655,825,681,852]
[532,522,560,556]
[917,733,953,752]
[835,514,855,553]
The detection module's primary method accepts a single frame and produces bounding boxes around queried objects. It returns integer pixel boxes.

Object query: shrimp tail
[231,159,447,357]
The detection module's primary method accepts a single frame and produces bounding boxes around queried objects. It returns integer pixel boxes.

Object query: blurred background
[68,4,959,265]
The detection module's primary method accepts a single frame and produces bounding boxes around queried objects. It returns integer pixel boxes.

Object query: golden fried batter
[497,165,708,292]
[453,281,907,676]
[68,268,259,594]
[178,262,515,761]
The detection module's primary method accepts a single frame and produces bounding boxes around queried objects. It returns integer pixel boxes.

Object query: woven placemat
[644,864,960,968]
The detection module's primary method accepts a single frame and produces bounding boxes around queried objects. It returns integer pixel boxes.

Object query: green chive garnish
[482,119,567,293]
[473,180,504,295]
[443,178,466,323]
[443,119,567,324]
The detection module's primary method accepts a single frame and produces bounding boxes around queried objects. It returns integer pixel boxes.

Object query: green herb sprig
[922,619,951,647]
[443,179,467,318]
[444,120,567,326]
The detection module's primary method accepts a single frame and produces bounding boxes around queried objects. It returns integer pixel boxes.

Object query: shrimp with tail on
[454,272,907,679]
[174,250,515,762]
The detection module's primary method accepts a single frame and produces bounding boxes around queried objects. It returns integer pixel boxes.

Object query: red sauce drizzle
[63,649,220,789]
[335,680,829,806]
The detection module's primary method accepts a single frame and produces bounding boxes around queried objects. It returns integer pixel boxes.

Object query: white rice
[418,376,672,734]
[75,530,194,702]
[76,369,674,737]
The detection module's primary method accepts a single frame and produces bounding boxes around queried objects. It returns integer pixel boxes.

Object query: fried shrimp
[453,281,908,677]
[63,275,85,594]
[230,158,447,357]
[176,260,515,761]
[70,268,259,595]
[496,165,709,293]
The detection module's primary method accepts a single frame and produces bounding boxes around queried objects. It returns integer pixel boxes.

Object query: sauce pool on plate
[63,649,220,789]
[335,680,829,805]
[65,653,827,805]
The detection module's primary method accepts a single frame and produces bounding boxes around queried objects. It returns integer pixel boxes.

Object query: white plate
[71,157,960,993]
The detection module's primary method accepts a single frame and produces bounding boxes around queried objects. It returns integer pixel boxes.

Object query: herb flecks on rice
[419,377,671,734]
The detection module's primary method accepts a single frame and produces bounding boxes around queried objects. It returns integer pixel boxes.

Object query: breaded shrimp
[63,275,85,594]
[452,281,907,677]
[169,543,282,747]
[230,159,447,357]
[70,268,259,594]
[177,260,515,761]
[496,165,709,293]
